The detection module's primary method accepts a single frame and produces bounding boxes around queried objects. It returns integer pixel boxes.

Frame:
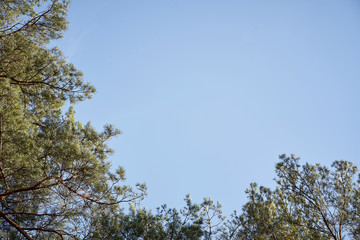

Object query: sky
[56,0,360,215]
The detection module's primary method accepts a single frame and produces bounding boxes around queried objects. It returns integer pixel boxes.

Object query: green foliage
[94,155,359,240]
[219,155,360,240]
[1,1,359,239]
[0,1,145,239]
[92,195,224,240]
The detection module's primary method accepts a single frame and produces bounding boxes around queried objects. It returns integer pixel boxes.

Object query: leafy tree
[92,195,224,240]
[1,1,359,240]
[0,0,145,239]
[97,156,358,240]
[220,155,360,240]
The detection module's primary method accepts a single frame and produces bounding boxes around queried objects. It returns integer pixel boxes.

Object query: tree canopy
[218,155,360,240]
[0,0,145,239]
[0,1,359,239]
[89,155,359,240]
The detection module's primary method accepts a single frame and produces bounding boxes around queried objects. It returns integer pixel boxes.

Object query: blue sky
[57,0,360,215]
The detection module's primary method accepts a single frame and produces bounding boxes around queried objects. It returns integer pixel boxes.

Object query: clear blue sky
[56,0,360,215]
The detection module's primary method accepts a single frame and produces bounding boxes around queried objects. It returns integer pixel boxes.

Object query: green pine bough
[0,1,359,239]
[0,1,146,238]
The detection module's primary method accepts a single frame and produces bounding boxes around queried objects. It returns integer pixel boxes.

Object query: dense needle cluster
[0,1,359,239]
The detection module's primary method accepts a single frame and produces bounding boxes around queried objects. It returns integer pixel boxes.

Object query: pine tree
[219,155,360,240]
[0,1,145,238]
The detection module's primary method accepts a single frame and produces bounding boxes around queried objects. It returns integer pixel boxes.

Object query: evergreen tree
[93,195,224,240]
[1,1,359,240]
[219,155,360,240]
[0,1,145,239]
